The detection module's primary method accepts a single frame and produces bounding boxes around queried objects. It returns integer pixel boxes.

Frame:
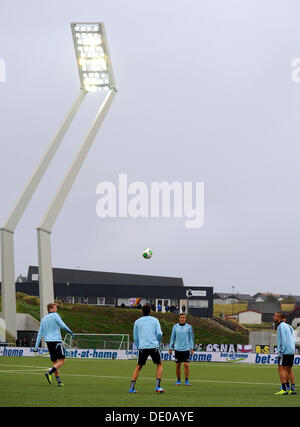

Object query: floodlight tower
[0,58,88,339]
[36,22,117,320]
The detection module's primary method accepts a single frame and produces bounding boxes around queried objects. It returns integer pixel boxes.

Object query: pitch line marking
[0,369,280,386]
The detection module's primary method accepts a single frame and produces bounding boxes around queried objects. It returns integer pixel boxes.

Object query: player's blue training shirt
[34,312,73,349]
[133,315,162,349]
[277,321,295,355]
[169,323,194,352]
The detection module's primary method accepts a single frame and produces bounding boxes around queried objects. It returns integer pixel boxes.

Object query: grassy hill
[213,303,247,317]
[1,293,248,345]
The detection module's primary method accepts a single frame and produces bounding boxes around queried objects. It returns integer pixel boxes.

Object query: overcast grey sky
[1,0,300,295]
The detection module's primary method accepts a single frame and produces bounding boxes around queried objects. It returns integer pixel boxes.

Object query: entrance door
[163,299,170,313]
[156,299,170,313]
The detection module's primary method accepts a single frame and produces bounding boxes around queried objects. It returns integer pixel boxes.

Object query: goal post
[63,333,130,352]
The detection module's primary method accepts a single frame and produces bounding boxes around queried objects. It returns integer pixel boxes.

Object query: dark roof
[27,266,184,287]
[238,309,263,314]
[286,307,300,324]
[234,294,254,301]
[213,293,233,299]
[16,282,213,299]
[17,282,187,299]
[213,293,254,301]
[248,301,281,314]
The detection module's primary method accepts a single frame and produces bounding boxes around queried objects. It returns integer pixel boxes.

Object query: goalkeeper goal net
[63,333,130,351]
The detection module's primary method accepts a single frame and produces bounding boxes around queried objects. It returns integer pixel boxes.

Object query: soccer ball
[142,248,153,259]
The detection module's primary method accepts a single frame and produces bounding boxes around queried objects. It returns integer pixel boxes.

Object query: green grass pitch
[0,357,298,407]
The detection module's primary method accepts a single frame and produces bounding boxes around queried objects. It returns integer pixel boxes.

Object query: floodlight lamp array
[71,22,115,93]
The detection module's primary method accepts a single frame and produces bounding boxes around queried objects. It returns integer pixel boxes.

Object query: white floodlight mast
[37,22,117,320]
[0,89,87,338]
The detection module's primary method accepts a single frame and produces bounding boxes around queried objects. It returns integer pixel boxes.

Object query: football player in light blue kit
[34,302,74,386]
[129,303,165,393]
[282,312,297,394]
[273,311,296,395]
[169,313,194,386]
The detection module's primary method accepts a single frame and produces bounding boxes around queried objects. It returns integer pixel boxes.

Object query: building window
[188,299,208,308]
[118,298,130,307]
[96,297,115,306]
